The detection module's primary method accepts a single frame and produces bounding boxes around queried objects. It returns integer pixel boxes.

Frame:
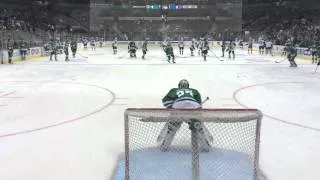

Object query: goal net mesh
[124,108,263,180]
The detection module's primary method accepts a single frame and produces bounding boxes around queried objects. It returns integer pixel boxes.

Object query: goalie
[158,79,213,151]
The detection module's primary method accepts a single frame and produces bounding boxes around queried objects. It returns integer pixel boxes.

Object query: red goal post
[124,108,263,180]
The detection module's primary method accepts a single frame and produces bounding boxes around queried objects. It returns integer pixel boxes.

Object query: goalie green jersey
[162,88,202,108]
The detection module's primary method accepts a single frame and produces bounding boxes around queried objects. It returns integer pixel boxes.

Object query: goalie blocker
[159,79,213,151]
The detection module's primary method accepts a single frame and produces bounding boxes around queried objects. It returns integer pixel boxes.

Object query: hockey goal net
[124,108,263,180]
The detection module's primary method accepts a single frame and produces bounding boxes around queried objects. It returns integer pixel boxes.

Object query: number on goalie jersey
[162,79,202,109]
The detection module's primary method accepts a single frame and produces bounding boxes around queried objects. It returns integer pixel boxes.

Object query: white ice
[0,46,320,180]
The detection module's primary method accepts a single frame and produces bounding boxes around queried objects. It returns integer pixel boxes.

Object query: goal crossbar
[125,108,263,123]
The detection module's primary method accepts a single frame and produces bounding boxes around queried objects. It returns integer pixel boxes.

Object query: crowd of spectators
[0,7,41,32]
[1,0,320,48]
[243,4,320,47]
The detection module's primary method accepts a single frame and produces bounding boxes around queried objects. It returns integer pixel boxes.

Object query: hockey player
[265,40,273,56]
[195,39,199,54]
[221,41,226,57]
[202,40,210,61]
[63,41,70,61]
[258,39,265,55]
[287,44,298,67]
[7,39,14,64]
[99,38,103,48]
[227,41,236,60]
[90,38,96,51]
[239,41,244,49]
[282,39,292,56]
[198,37,204,55]
[178,38,184,55]
[112,37,118,55]
[159,79,212,151]
[165,42,175,63]
[82,38,88,50]
[190,39,196,56]
[128,40,137,58]
[70,39,77,58]
[49,39,58,61]
[316,44,320,65]
[282,46,288,56]
[310,43,318,64]
[19,40,28,61]
[248,40,253,54]
[141,40,148,59]
[161,40,168,52]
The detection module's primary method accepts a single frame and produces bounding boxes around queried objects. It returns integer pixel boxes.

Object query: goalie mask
[178,79,189,89]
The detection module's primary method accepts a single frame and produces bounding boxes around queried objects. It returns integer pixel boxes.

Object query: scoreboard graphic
[145,4,198,10]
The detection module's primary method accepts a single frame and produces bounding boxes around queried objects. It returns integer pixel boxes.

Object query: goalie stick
[201,96,210,105]
[196,96,213,144]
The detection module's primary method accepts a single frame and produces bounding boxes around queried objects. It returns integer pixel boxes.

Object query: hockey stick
[275,58,286,63]
[76,53,88,59]
[176,55,188,59]
[209,50,223,61]
[311,65,319,74]
[118,51,129,59]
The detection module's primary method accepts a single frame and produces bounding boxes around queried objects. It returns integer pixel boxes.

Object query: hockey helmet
[178,79,189,89]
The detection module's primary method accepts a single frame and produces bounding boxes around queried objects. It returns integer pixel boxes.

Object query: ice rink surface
[0,46,320,180]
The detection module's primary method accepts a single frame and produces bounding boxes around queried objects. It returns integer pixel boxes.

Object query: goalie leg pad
[189,120,213,152]
[197,127,212,152]
[159,121,182,151]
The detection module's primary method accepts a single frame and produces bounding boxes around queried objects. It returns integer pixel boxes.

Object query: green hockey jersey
[71,41,77,50]
[162,88,202,108]
[286,46,297,57]
[142,41,148,51]
[227,43,235,51]
[165,46,174,56]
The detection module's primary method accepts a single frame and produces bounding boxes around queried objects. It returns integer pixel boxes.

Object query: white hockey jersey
[266,41,272,48]
[178,41,184,48]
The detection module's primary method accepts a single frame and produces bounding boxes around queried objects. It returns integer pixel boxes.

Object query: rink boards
[0,41,313,64]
